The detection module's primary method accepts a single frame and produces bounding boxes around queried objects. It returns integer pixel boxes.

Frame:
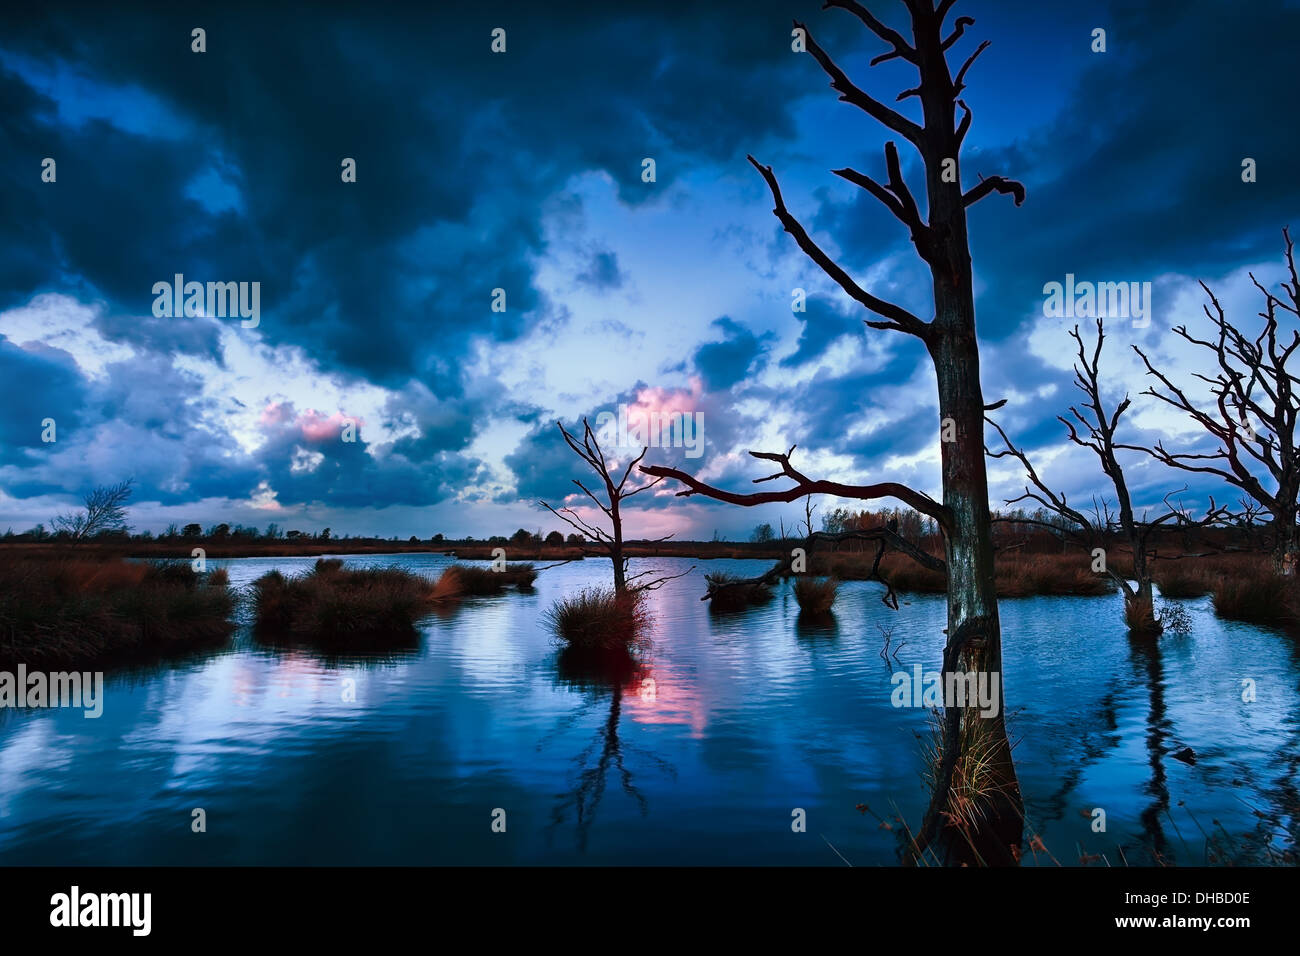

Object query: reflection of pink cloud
[232,648,332,705]
[624,663,708,738]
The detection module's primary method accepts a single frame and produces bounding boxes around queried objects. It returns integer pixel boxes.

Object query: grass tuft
[251,561,449,650]
[1124,591,1163,637]
[0,555,235,669]
[1152,563,1213,598]
[544,587,649,651]
[443,562,537,595]
[793,576,838,614]
[1212,572,1298,630]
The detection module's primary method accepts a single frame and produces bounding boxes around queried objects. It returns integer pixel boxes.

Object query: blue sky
[1,0,1296,539]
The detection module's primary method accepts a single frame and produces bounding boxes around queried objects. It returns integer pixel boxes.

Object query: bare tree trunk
[643,0,1029,864]
[919,280,1021,866]
[610,498,627,593]
[1274,502,1298,576]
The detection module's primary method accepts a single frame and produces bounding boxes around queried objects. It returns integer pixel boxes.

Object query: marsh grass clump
[704,571,774,612]
[1152,562,1213,598]
[251,558,445,650]
[444,562,537,596]
[793,576,838,615]
[809,550,1114,597]
[919,711,1019,866]
[1123,590,1162,637]
[1212,572,1298,630]
[0,555,235,669]
[994,556,1113,598]
[503,563,538,590]
[545,587,649,651]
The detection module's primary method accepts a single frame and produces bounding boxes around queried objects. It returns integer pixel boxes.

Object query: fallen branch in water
[699,526,945,610]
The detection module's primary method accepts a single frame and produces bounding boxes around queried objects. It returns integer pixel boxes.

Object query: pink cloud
[299,409,361,442]
[258,401,294,427]
[258,401,363,443]
[625,377,704,421]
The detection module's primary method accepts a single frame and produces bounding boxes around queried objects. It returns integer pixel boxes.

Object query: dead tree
[1130,229,1300,575]
[642,1,1026,864]
[540,420,687,593]
[52,478,134,542]
[1234,495,1268,551]
[988,319,1227,636]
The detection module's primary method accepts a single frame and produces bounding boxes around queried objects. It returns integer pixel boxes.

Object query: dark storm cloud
[253,423,483,510]
[690,316,774,391]
[504,378,766,510]
[92,310,225,361]
[380,382,483,462]
[0,336,87,463]
[0,348,261,502]
[0,0,839,519]
[2,0,1292,530]
[780,293,866,368]
[502,414,583,506]
[0,0,829,388]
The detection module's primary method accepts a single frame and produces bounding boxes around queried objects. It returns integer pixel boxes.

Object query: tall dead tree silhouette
[642,0,1025,863]
[1129,230,1300,575]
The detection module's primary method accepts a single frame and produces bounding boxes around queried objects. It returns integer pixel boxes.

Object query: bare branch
[642,445,948,527]
[823,0,919,65]
[797,20,925,146]
[942,15,975,52]
[951,39,989,95]
[749,155,930,337]
[962,173,1025,208]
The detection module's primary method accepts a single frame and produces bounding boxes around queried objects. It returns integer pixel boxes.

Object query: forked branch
[748,156,930,338]
[641,444,949,528]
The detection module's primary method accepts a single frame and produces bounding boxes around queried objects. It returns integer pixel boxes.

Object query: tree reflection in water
[546,644,675,851]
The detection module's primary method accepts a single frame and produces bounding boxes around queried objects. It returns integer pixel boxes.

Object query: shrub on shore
[0,555,235,669]
[793,576,838,614]
[544,587,648,650]
[252,558,448,650]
